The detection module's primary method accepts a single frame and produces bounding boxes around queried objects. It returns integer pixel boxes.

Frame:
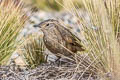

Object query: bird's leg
[55,56,61,66]
[49,57,61,66]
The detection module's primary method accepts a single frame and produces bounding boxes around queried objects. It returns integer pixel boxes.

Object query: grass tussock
[20,34,47,69]
[0,0,27,65]
[62,0,120,79]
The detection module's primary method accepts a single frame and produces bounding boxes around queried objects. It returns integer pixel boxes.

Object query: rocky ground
[0,59,99,80]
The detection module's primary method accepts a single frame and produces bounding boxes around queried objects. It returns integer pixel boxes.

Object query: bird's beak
[33,24,41,28]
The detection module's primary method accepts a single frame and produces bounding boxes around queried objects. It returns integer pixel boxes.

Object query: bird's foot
[49,59,61,67]
[55,59,61,67]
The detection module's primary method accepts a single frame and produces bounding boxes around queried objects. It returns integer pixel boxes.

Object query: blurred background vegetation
[22,0,83,11]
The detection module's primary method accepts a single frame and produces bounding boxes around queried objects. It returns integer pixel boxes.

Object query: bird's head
[34,19,59,31]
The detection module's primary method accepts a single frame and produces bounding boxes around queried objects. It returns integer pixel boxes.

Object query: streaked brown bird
[34,19,85,61]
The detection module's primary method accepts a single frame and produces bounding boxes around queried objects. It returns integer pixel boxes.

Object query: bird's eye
[46,23,49,26]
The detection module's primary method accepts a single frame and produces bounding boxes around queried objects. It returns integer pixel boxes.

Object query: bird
[34,19,85,62]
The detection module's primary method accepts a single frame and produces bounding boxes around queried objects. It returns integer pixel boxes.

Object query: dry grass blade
[20,34,47,69]
[0,0,27,65]
[61,0,120,79]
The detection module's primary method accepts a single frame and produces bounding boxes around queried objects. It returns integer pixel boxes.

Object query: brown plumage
[34,19,85,60]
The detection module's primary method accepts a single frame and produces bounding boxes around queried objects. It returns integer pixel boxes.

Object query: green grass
[20,34,47,69]
[0,0,27,65]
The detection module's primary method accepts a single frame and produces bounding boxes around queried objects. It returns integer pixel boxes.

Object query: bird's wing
[55,23,85,51]
[55,23,78,42]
